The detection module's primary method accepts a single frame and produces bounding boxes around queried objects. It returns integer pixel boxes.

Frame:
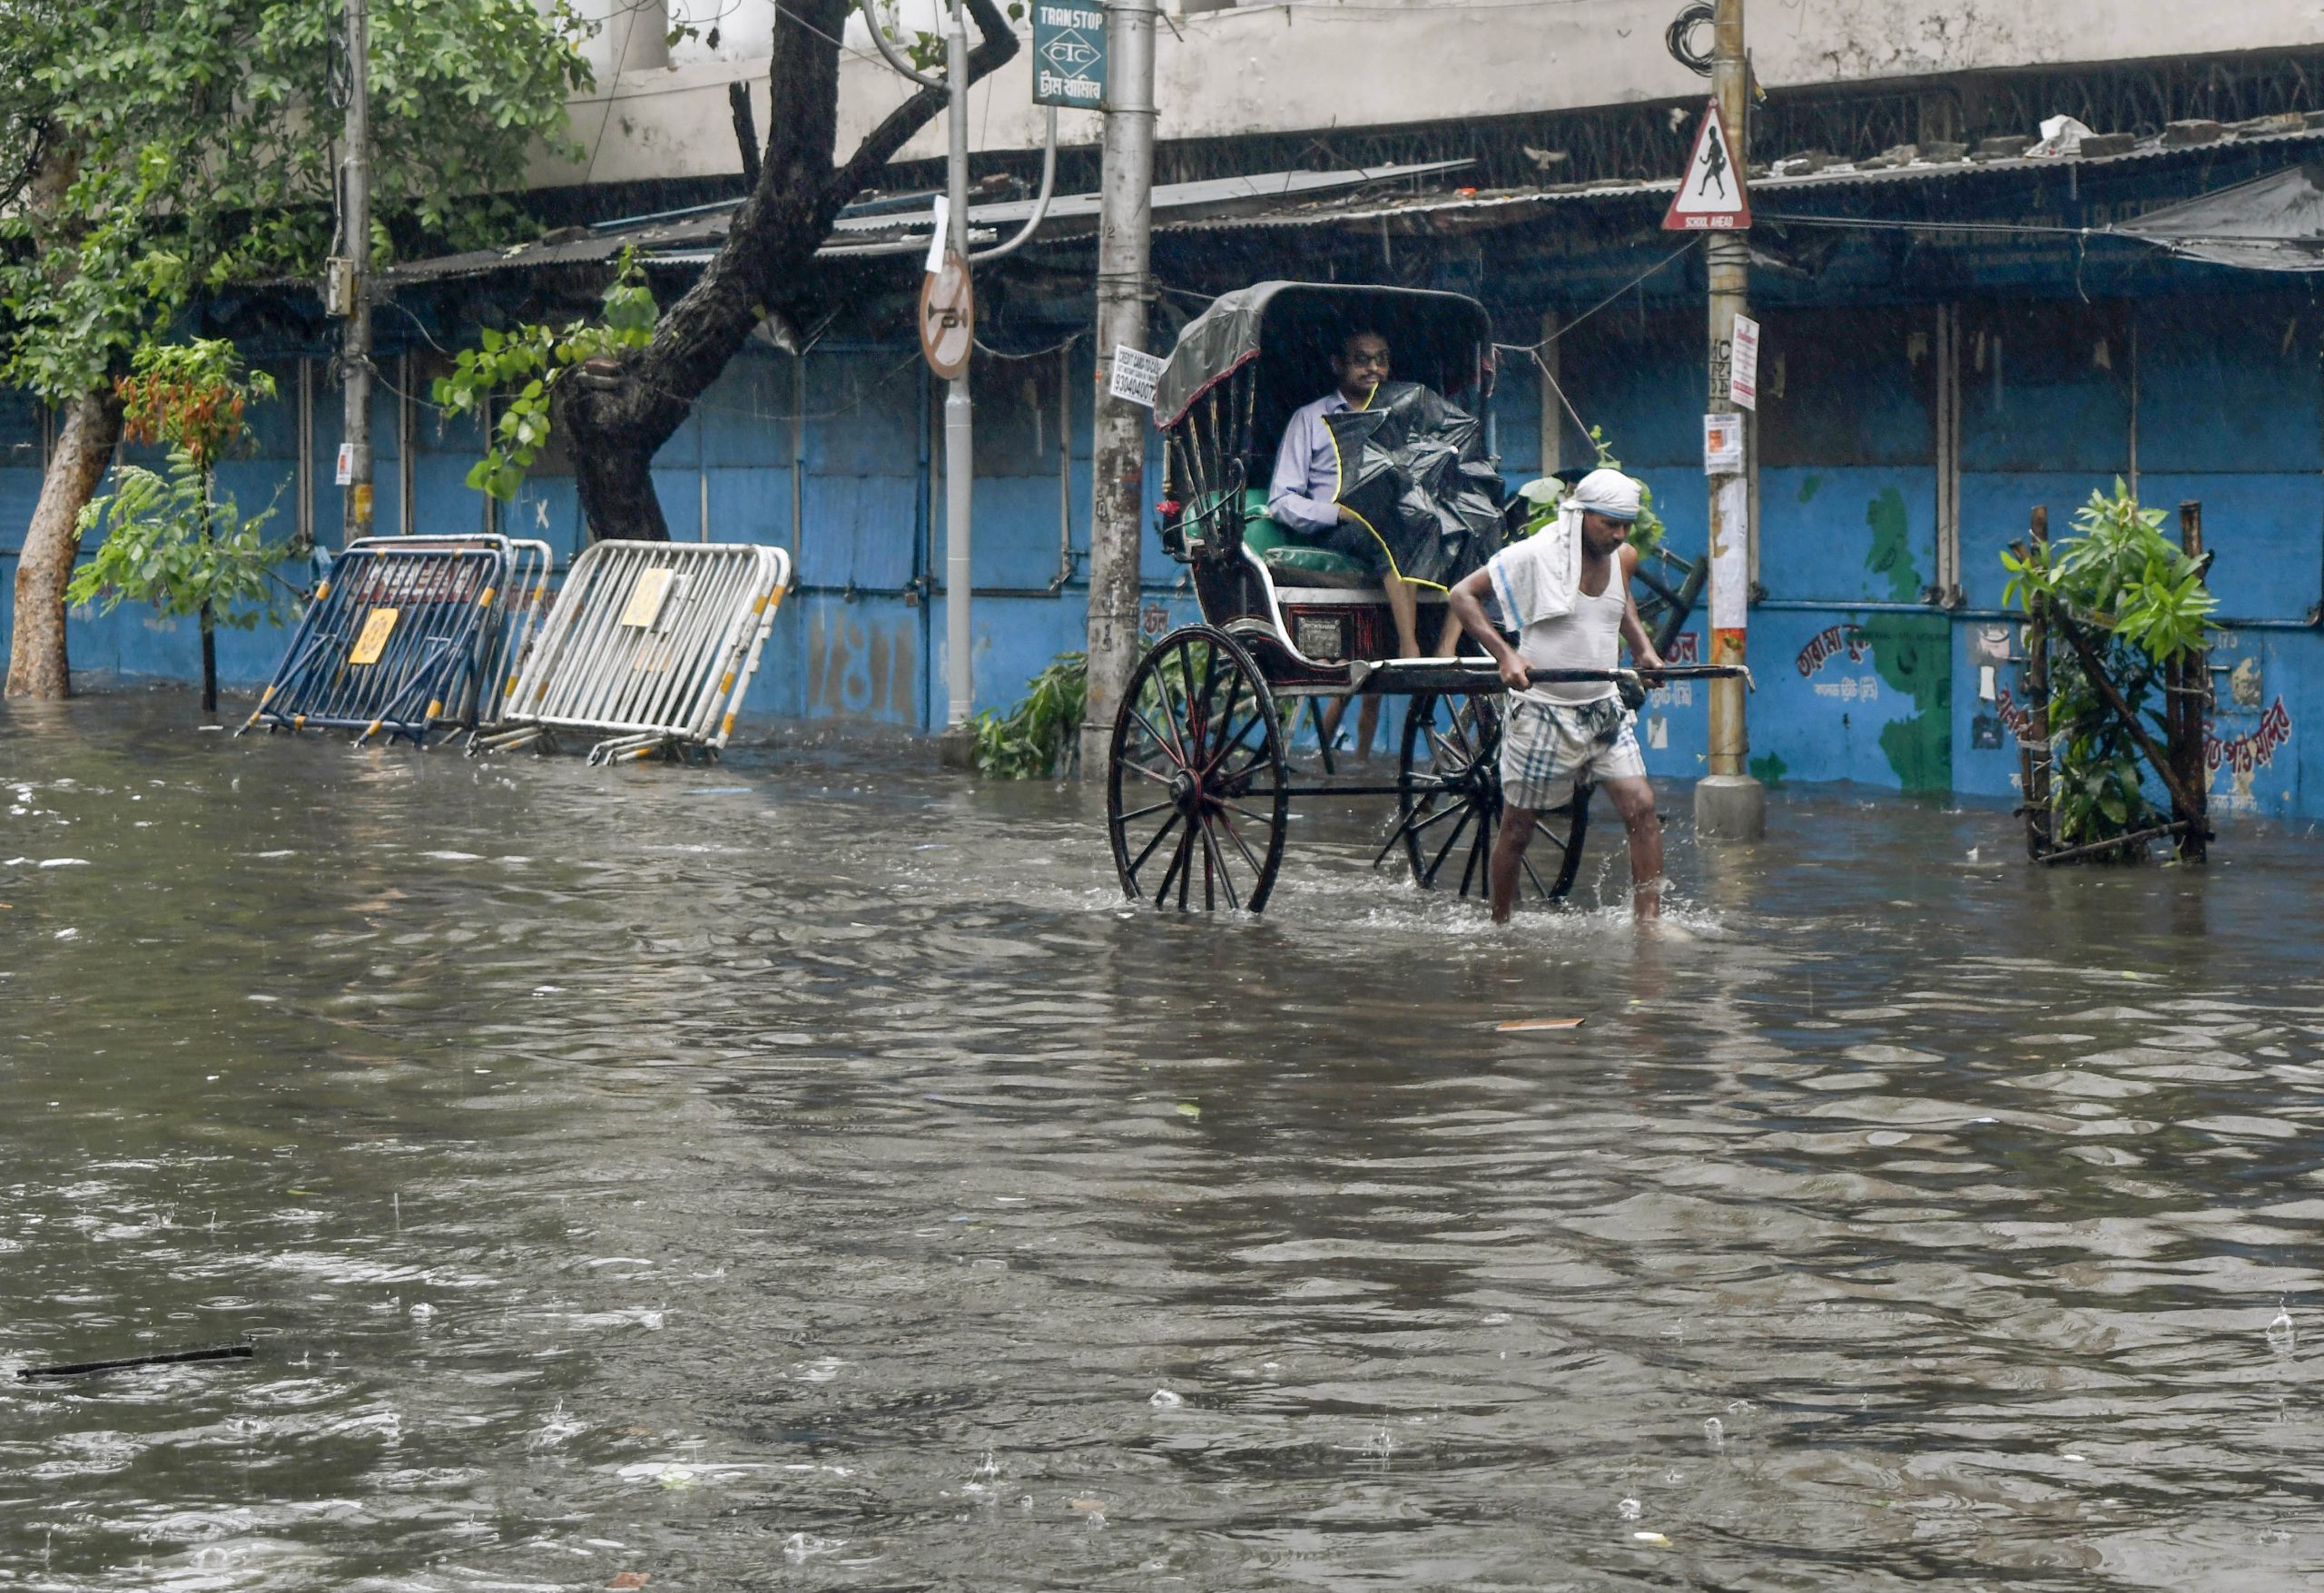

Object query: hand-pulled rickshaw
[1104,281,1733,914]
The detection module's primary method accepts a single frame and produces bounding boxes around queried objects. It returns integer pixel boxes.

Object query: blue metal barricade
[241,536,553,747]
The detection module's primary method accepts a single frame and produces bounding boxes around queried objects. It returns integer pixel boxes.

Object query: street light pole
[1076,0,1157,779]
[338,0,373,548]
[1694,0,1765,840]
[939,0,977,757]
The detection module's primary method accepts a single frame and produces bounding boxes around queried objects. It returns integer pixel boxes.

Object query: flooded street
[5,696,2323,1590]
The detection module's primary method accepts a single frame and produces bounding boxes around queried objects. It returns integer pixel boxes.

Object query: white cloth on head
[1570,467,1642,523]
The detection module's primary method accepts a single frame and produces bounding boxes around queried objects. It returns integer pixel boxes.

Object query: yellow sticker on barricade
[349,607,399,665]
[620,568,675,628]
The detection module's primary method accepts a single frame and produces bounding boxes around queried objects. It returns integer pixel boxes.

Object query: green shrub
[973,652,1088,778]
[2002,479,2215,854]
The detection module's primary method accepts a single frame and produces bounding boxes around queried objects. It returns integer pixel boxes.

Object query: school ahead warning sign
[1663,100,1751,231]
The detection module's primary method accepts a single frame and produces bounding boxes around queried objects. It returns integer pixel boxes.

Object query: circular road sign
[920,253,974,379]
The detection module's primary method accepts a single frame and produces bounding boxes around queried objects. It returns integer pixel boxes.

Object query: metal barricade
[240,535,553,747]
[474,540,789,764]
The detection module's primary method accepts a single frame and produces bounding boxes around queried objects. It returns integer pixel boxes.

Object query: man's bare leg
[1489,802,1535,923]
[1383,574,1423,659]
[1433,604,1465,658]
[1601,774,1663,919]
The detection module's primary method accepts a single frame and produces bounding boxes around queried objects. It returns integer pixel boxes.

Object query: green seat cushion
[1233,487,1371,579]
[1263,544,1372,578]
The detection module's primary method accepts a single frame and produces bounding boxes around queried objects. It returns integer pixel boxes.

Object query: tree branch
[2053,609,2205,821]
[823,0,1019,221]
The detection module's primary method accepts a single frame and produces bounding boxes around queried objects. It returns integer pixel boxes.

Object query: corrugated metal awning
[383,159,1472,286]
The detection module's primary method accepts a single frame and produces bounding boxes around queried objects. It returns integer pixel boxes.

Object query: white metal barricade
[475,540,789,763]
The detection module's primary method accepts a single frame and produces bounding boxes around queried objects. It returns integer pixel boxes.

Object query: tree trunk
[6,388,122,700]
[555,0,1019,542]
[199,481,217,713]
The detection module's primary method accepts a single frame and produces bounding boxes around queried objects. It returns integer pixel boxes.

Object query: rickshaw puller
[1268,329,1466,665]
[1445,468,1668,922]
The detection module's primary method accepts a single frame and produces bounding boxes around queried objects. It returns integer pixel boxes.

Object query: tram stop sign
[1032,3,1107,108]
[920,252,973,380]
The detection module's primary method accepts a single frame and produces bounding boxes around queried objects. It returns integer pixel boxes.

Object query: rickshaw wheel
[1393,693,1590,905]
[1108,625,1290,913]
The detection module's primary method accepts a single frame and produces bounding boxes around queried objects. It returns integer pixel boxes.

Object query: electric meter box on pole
[1033,3,1107,107]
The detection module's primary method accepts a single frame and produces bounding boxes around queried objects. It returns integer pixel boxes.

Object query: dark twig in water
[18,1344,254,1381]
[2035,821,2187,867]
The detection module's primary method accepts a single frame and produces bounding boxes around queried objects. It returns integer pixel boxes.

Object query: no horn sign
[1034,3,1107,108]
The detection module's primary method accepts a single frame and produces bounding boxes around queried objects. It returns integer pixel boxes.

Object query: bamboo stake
[2174,500,2211,863]
[2021,506,2052,860]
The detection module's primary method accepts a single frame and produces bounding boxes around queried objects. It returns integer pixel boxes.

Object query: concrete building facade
[5,3,2324,824]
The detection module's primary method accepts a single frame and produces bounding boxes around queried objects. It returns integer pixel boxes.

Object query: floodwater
[5,696,2323,1592]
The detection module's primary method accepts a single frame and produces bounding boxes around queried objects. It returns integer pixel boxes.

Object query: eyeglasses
[1341,351,1391,369]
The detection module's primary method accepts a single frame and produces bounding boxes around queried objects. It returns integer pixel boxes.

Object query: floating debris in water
[1633,1530,1670,1546]
[19,1343,253,1380]
[1497,1018,1586,1032]
[2268,1303,2297,1353]
[1150,1388,1184,1409]
[1703,1416,1724,1447]
[1618,1498,1641,1519]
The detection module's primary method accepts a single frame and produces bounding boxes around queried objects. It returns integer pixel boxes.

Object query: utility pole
[1694,0,1765,840]
[1076,0,1157,779]
[335,0,374,548]
[938,0,977,763]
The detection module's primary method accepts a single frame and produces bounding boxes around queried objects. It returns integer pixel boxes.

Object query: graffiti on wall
[806,608,921,723]
[2206,695,2294,811]
[1796,623,1869,677]
[1645,632,1700,719]
[1786,613,1950,792]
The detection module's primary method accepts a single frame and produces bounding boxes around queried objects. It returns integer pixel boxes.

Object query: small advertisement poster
[1729,315,1759,411]
[1702,412,1744,475]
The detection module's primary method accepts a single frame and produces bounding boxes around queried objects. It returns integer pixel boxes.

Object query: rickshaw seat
[1227,487,1373,584]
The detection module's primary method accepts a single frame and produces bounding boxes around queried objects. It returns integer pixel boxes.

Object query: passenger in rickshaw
[1446,468,1669,922]
[1267,327,1467,756]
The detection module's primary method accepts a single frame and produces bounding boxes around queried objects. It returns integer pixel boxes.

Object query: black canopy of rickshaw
[1151,282,1493,456]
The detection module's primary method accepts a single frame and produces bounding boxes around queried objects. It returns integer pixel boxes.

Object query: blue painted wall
[0,280,2316,823]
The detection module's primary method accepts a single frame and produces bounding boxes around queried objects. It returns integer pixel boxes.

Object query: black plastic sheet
[1325,381,1507,588]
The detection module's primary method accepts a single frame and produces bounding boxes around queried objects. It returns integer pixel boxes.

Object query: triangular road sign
[1663,99,1751,231]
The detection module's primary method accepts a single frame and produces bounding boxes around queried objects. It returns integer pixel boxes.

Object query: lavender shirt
[1265,392,1352,536]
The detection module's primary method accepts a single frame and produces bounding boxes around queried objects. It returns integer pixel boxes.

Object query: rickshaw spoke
[1204,698,1265,779]
[1403,798,1469,838]
[1201,671,1245,772]
[1459,820,1486,897]
[1423,803,1476,886]
[1212,739,1277,789]
[1215,807,1266,880]
[1200,824,1240,912]
[1158,823,1193,907]
[1127,811,1183,882]
[1532,811,1572,853]
[1119,756,1177,787]
[1219,800,1276,828]
[1117,799,1173,824]
[1521,851,1551,899]
[1151,645,1195,765]
[1174,827,1195,910]
[1126,707,1183,770]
